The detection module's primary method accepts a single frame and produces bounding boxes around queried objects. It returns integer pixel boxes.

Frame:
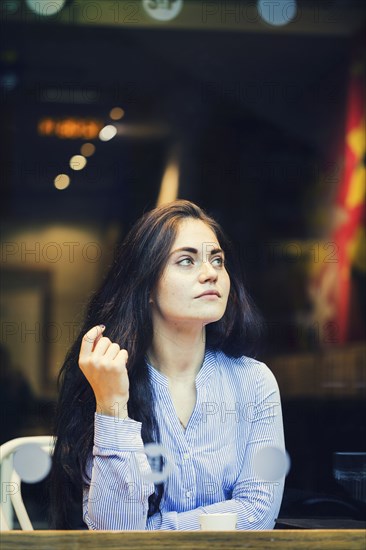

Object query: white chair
[0,435,55,530]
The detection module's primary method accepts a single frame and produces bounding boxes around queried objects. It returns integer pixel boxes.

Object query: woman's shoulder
[213,348,266,370]
[213,348,278,386]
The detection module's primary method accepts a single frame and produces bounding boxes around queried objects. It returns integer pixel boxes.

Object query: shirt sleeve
[83,413,155,530]
[146,363,286,530]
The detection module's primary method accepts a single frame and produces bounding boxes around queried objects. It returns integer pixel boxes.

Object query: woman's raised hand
[79,325,130,419]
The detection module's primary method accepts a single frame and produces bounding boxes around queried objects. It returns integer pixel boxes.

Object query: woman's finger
[103,342,121,360]
[113,348,129,368]
[79,325,105,360]
[92,336,114,358]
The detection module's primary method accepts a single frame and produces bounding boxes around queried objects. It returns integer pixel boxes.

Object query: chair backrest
[0,435,55,530]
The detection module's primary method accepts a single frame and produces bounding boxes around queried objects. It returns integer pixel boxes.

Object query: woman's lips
[196,291,220,298]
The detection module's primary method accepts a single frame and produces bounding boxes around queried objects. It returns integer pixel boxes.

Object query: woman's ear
[149,287,156,305]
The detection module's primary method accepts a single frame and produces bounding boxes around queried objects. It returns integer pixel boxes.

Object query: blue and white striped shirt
[83,348,285,530]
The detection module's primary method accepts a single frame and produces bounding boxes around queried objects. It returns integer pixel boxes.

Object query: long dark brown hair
[49,200,262,528]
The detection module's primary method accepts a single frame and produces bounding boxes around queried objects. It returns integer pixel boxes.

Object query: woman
[50,200,285,530]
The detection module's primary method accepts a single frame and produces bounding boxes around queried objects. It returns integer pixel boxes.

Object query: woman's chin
[200,311,226,325]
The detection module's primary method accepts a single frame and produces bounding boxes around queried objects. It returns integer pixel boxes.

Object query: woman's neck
[147,323,206,383]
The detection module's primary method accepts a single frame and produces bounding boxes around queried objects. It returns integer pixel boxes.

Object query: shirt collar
[145,348,217,389]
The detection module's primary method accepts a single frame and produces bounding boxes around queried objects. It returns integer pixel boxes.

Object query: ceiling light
[54,174,70,190]
[257,0,297,27]
[69,155,87,171]
[99,125,117,142]
[142,0,183,21]
[26,0,67,16]
[80,143,96,157]
[110,107,125,121]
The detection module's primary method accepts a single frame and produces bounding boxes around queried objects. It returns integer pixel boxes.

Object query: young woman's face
[151,218,231,327]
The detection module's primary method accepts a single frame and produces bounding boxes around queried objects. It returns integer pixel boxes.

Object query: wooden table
[276,518,366,529]
[1,530,365,550]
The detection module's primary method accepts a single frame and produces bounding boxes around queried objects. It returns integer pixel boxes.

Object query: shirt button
[248,515,255,523]
[183,452,190,460]
[186,491,192,498]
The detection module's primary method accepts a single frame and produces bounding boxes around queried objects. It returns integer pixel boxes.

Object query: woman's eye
[212,257,224,266]
[178,257,193,265]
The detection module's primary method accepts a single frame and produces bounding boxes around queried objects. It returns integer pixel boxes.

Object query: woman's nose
[199,261,218,281]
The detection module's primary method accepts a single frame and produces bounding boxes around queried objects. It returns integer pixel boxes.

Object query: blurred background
[1,0,365,528]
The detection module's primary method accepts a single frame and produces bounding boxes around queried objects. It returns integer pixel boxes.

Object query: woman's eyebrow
[170,246,224,256]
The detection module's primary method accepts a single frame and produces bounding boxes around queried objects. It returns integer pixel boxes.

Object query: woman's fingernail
[100,324,106,330]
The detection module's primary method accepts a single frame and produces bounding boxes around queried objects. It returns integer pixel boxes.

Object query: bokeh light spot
[54,173,70,190]
[257,0,297,26]
[26,0,66,16]
[13,444,51,483]
[99,125,117,142]
[109,107,125,121]
[253,447,291,481]
[80,143,96,157]
[142,443,175,484]
[70,155,87,171]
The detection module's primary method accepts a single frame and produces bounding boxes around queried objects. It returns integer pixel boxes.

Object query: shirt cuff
[94,412,144,452]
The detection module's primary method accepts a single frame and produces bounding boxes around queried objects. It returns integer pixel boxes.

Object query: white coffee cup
[199,512,238,531]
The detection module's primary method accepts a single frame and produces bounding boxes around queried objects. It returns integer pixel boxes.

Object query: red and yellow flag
[310,48,365,345]
[335,52,365,342]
